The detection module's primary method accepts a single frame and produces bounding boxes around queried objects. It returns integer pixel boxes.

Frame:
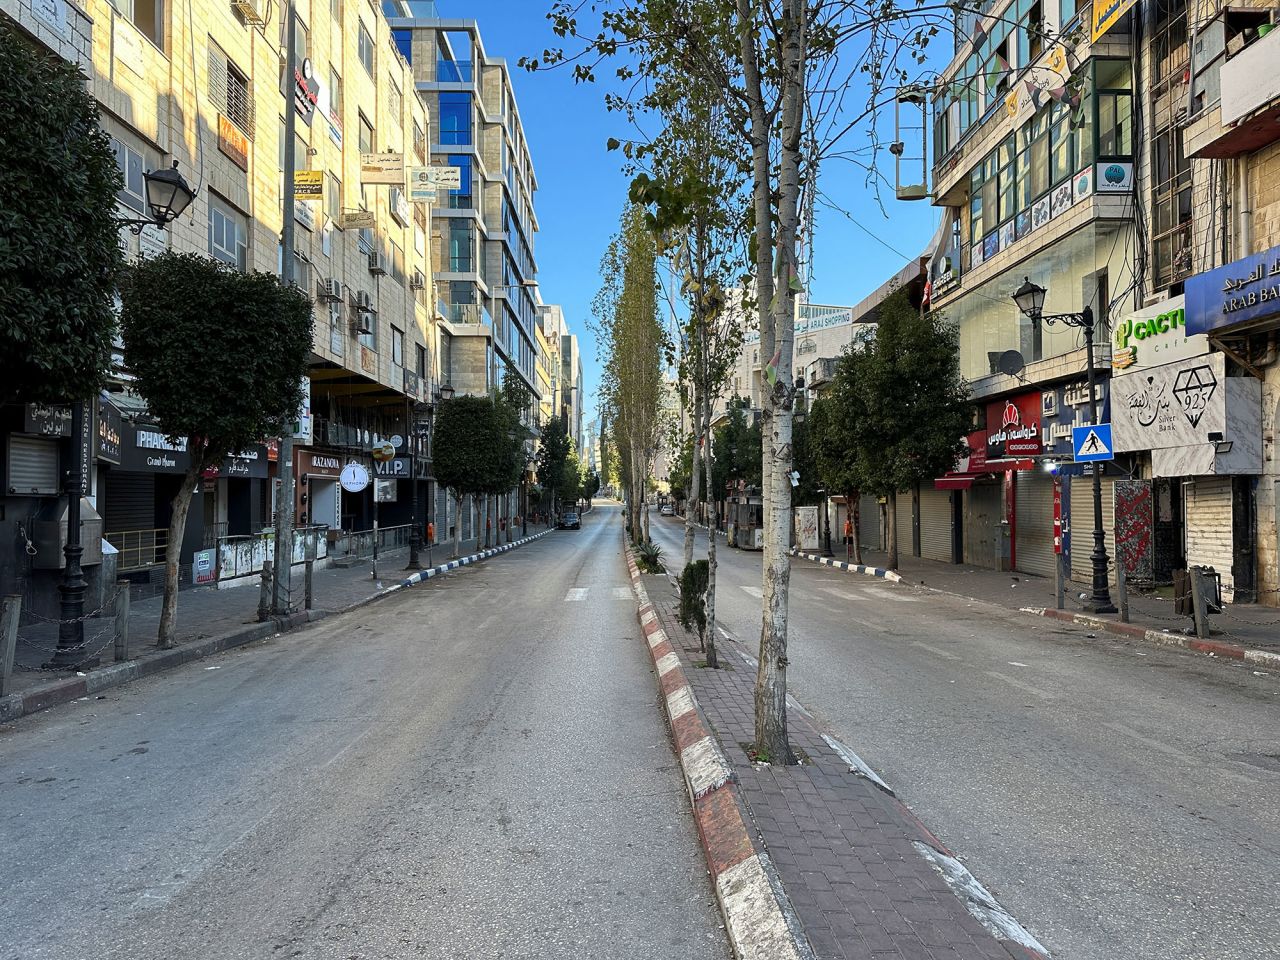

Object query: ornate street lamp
[1011,277,1116,614]
[117,161,197,234]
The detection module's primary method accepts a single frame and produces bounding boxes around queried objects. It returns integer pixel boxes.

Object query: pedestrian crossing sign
[1072,423,1114,463]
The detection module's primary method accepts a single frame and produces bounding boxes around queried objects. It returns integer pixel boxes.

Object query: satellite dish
[997,350,1026,378]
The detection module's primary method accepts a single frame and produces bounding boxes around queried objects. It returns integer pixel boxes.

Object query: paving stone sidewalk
[812,544,1280,651]
[7,536,496,695]
[643,573,1041,960]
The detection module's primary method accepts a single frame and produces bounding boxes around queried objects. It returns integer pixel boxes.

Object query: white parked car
[660,504,674,516]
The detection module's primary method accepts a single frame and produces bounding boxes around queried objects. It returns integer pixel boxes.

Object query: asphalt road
[0,504,729,960]
[649,516,1280,960]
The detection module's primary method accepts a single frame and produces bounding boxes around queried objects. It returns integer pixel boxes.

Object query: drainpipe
[1238,156,1253,258]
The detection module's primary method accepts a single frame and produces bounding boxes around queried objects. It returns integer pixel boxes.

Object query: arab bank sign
[1185,242,1280,336]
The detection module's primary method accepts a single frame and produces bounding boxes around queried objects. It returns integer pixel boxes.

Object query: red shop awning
[934,476,974,490]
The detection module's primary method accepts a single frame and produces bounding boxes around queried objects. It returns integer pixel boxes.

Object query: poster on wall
[1113,479,1154,582]
[796,506,820,551]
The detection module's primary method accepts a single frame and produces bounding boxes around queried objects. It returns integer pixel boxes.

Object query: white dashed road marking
[915,641,963,662]
[564,588,588,602]
[611,586,632,599]
[986,670,1055,700]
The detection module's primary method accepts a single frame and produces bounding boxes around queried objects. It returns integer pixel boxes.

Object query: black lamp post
[405,400,432,570]
[117,161,198,235]
[1012,277,1116,614]
[47,163,197,669]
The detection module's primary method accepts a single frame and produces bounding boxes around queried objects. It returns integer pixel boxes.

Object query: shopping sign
[985,391,1042,460]
[1111,296,1206,371]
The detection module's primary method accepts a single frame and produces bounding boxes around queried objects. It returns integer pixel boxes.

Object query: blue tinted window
[439,93,471,145]
[392,29,412,63]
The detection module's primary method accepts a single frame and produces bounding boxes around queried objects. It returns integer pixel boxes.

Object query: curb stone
[786,547,1279,671]
[623,538,813,960]
[788,548,904,583]
[0,530,553,726]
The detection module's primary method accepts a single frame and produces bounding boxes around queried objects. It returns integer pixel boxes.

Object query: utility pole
[273,0,299,615]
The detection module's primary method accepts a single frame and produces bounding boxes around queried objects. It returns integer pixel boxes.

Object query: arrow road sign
[1072,423,1114,463]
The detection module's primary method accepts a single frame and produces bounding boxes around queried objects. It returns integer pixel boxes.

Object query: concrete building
[386,1,539,398]
[1,0,440,611]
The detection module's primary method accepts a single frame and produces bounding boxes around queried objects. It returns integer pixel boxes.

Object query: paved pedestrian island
[643,574,1045,960]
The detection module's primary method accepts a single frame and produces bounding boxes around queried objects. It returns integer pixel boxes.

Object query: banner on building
[1092,0,1137,42]
[361,152,405,185]
[294,170,324,200]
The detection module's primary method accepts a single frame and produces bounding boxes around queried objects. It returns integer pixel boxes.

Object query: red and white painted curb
[625,543,810,960]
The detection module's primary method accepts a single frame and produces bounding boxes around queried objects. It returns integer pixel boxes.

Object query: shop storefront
[202,444,270,541]
[105,425,201,575]
[294,448,343,530]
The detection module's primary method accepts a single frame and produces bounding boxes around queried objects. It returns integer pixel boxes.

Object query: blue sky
[460,1,945,424]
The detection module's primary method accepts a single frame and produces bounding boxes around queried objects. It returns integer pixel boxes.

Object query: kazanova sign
[1111,295,1207,372]
[1185,243,1280,335]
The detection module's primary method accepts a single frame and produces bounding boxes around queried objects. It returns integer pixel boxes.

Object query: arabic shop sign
[1186,243,1280,335]
[1111,295,1207,372]
[1040,379,1108,457]
[985,391,1042,460]
[1111,352,1228,451]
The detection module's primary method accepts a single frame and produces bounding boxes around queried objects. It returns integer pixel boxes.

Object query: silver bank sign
[1111,295,1207,372]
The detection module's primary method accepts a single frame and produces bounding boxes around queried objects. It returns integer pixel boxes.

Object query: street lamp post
[405,400,432,570]
[46,164,199,669]
[1012,277,1116,614]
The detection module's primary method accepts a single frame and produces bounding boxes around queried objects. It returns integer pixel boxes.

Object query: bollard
[1190,566,1210,639]
[1055,553,1065,611]
[1,595,21,698]
[258,559,274,622]
[304,559,314,611]
[113,581,132,661]
[1115,559,1129,623]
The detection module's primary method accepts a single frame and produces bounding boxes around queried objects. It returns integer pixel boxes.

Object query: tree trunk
[751,0,805,766]
[684,389,703,571]
[887,490,899,570]
[848,489,864,565]
[703,389,719,669]
[452,493,463,559]
[157,463,202,648]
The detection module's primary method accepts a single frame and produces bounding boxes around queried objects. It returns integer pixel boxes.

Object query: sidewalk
[632,561,1044,960]
[794,544,1280,656]
[3,530,551,721]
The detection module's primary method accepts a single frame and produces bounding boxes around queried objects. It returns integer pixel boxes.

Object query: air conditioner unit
[318,278,343,302]
[368,252,387,275]
[353,289,373,312]
[230,0,266,26]
[409,271,425,291]
[352,311,374,335]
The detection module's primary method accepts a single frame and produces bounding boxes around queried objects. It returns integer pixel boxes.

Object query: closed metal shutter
[919,488,954,562]
[1014,470,1056,578]
[104,471,156,532]
[1070,474,1116,582]
[964,481,1003,569]
[858,494,880,551]
[894,491,914,558]
[6,436,60,496]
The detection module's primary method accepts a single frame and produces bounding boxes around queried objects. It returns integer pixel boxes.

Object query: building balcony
[1186,25,1280,159]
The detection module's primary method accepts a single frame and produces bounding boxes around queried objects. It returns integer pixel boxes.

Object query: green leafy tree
[807,394,867,562]
[536,414,572,521]
[434,395,511,558]
[562,450,585,507]
[583,470,601,503]
[827,289,970,569]
[0,23,125,402]
[120,253,312,647]
[493,374,534,543]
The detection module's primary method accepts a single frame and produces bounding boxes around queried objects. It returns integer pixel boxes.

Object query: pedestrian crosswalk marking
[612,586,632,599]
[564,588,588,602]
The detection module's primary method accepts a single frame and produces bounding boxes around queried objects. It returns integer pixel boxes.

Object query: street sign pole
[274,0,298,616]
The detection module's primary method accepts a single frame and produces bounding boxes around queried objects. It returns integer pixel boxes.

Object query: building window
[358,20,375,77]
[449,220,473,272]
[358,112,375,154]
[115,0,164,50]
[392,28,412,63]
[413,119,426,162]
[388,78,403,124]
[209,193,248,270]
[329,66,343,118]
[209,42,254,137]
[330,0,341,21]
[291,14,309,65]
[416,343,427,378]
[326,174,342,223]
[1095,59,1134,158]
[1048,101,1074,187]
[447,153,472,209]
[111,138,148,214]
[391,325,405,367]
[439,92,472,145]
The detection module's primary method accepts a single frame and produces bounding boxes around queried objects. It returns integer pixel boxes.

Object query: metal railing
[331,523,412,559]
[202,521,228,548]
[105,528,169,572]
[216,525,329,582]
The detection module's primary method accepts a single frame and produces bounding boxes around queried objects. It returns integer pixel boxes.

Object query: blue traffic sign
[1072,423,1114,463]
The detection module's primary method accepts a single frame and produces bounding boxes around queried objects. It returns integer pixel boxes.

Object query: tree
[826,289,970,569]
[119,253,312,647]
[0,22,125,403]
[494,374,534,543]
[433,395,510,558]
[808,393,867,563]
[536,414,572,519]
[562,450,585,506]
[596,205,666,543]
[583,470,601,503]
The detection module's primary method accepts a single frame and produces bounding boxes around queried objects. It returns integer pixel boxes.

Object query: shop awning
[934,476,974,490]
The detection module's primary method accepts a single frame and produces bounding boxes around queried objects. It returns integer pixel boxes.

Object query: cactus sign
[1111,296,1207,372]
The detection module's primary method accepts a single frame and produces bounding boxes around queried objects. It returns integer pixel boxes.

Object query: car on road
[660,504,674,516]
[559,511,581,530]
